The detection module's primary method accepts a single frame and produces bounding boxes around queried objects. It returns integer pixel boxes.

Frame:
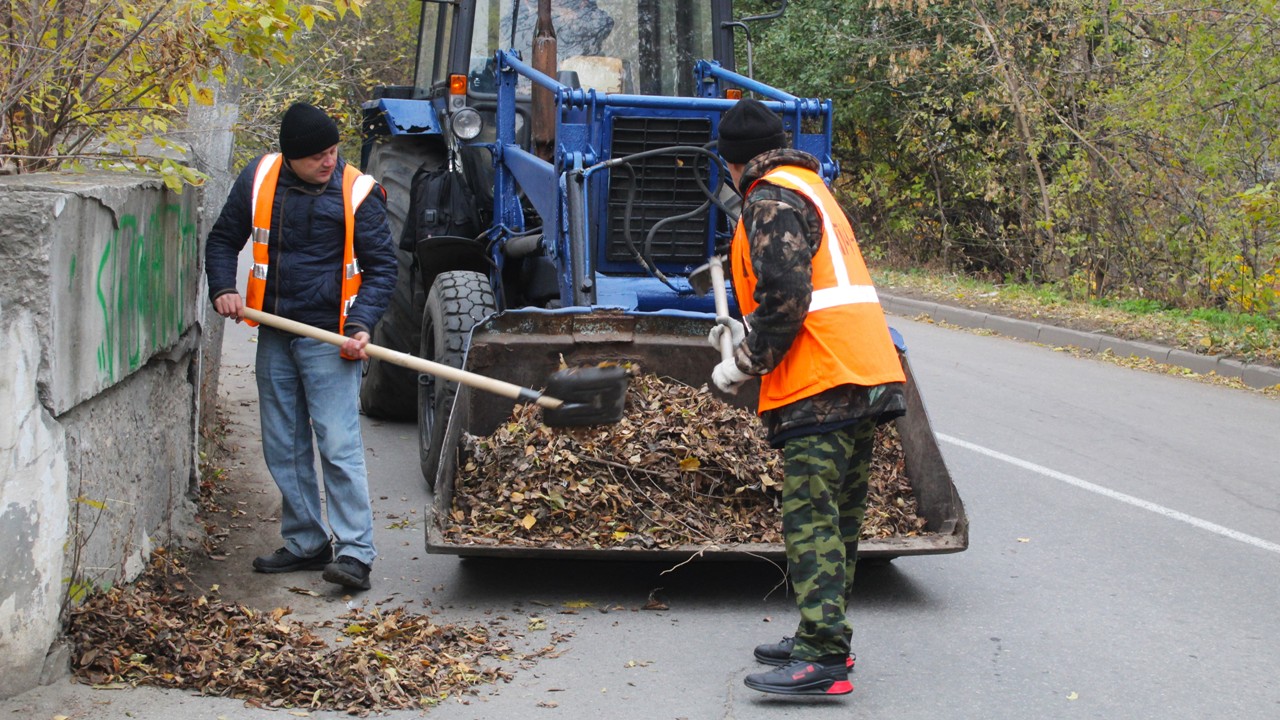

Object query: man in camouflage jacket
[711,98,907,696]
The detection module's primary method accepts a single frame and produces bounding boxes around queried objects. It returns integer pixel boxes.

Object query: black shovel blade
[688,262,713,296]
[541,365,629,427]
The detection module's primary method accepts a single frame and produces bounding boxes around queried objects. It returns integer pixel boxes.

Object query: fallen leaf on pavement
[67,552,565,714]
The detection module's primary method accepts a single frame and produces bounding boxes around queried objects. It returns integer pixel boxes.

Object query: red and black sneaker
[743,658,853,696]
[754,636,855,670]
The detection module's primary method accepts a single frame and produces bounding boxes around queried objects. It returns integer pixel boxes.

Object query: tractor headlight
[451,107,483,141]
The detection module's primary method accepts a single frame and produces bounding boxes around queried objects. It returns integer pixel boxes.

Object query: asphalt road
[4,312,1278,720]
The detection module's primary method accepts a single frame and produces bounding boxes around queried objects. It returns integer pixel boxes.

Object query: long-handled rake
[243,307,628,427]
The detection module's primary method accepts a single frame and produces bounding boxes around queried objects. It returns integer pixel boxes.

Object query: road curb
[880,293,1280,390]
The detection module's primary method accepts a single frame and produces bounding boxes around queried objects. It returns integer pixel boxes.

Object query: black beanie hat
[279,102,340,160]
[717,98,787,164]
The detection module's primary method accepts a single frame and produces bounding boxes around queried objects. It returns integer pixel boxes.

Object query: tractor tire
[418,270,496,488]
[358,137,444,420]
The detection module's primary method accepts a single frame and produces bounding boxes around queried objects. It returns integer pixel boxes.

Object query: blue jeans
[255,327,376,565]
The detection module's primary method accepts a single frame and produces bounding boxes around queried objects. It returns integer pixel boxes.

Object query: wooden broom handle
[242,307,563,409]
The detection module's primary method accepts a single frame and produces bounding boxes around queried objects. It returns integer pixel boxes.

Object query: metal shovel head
[541,365,629,427]
[688,262,714,296]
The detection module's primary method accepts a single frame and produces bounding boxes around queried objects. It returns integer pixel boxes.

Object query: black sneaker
[744,658,853,696]
[323,555,372,591]
[252,542,332,573]
[754,636,855,669]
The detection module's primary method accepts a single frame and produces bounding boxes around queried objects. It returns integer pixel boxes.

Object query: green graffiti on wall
[95,201,198,380]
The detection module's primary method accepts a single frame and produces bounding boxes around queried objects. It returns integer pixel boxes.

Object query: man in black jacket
[205,102,397,591]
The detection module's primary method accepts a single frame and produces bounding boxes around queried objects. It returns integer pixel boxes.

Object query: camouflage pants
[781,418,875,661]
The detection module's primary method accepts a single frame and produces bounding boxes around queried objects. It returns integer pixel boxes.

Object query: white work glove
[706,315,745,351]
[711,357,751,394]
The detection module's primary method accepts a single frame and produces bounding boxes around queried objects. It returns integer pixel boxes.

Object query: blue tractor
[358,0,968,559]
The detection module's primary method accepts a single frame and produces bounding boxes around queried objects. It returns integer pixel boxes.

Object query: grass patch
[1093,297,1168,315]
[873,268,1280,367]
[1185,307,1280,334]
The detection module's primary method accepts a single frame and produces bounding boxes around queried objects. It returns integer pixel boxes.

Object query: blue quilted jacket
[204,155,397,336]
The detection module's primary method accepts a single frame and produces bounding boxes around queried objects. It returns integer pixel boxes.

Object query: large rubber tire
[419,270,496,487]
[359,137,444,420]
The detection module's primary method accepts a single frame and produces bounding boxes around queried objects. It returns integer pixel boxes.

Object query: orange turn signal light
[726,88,742,100]
[450,74,467,95]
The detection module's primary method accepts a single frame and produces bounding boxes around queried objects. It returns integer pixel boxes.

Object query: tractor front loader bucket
[427,309,967,561]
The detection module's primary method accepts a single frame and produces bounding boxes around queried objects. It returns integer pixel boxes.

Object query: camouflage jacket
[731,149,905,446]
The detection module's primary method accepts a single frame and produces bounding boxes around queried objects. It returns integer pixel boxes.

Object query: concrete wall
[0,305,70,697]
[182,81,241,434]
[0,174,204,698]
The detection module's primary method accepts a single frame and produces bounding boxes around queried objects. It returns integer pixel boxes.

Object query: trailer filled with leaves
[426,310,967,560]
[439,373,930,552]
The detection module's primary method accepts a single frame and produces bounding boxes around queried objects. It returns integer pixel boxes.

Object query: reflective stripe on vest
[730,164,905,412]
[243,153,377,333]
[340,167,377,328]
[756,169,881,313]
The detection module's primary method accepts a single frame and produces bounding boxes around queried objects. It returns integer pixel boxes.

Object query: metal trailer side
[425,309,967,561]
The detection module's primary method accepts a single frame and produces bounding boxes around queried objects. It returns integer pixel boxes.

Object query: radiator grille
[605,116,713,266]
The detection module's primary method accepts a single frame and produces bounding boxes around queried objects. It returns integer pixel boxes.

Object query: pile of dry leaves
[442,373,929,549]
[66,551,556,714]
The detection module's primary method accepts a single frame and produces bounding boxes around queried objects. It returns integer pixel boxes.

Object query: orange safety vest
[243,153,379,333]
[730,164,906,413]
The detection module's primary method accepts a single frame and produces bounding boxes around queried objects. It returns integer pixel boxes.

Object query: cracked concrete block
[0,308,69,700]
[0,175,203,701]
[0,174,201,416]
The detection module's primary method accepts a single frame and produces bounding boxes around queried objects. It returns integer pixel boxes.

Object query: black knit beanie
[279,102,340,160]
[717,98,787,164]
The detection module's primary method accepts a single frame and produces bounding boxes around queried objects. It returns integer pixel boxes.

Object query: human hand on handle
[706,315,745,352]
[213,292,245,322]
[340,331,371,361]
[224,296,368,360]
[711,357,750,394]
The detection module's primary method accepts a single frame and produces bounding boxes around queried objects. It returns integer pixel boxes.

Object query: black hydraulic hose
[644,198,712,265]
[490,224,543,258]
[605,145,730,189]
[608,144,737,221]
[603,145,735,288]
[571,145,738,289]
[695,142,742,218]
[616,163,676,289]
[605,144,724,168]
